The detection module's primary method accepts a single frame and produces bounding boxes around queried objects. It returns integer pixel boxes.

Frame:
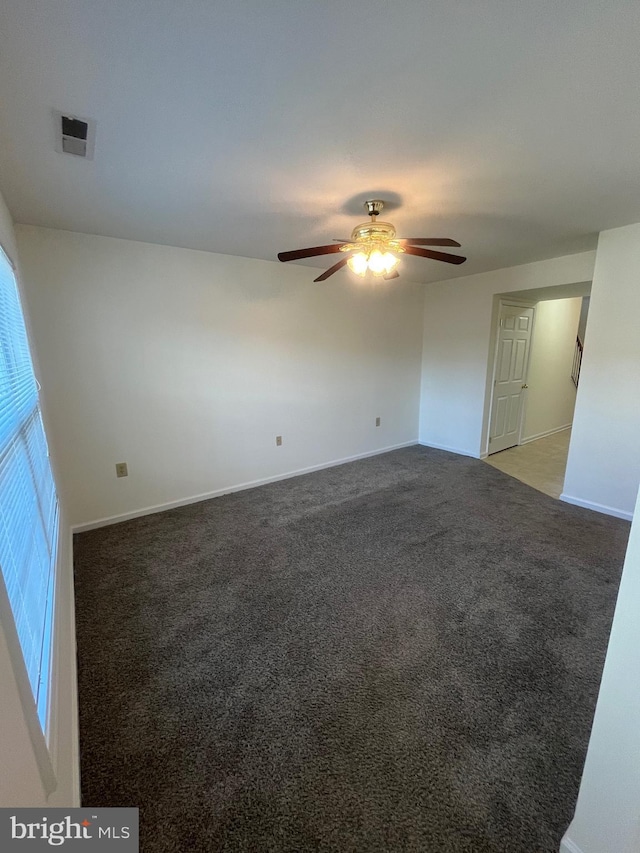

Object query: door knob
[521,383,529,389]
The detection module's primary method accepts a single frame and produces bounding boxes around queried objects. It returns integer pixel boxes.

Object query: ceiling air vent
[53,110,96,159]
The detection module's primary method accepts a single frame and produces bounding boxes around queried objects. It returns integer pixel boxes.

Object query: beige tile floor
[484,428,571,499]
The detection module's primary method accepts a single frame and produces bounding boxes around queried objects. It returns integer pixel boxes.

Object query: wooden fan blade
[278,244,345,262]
[384,270,400,280]
[314,258,348,282]
[403,245,466,264]
[397,238,461,247]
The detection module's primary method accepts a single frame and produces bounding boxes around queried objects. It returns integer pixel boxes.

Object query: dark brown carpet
[73,446,629,852]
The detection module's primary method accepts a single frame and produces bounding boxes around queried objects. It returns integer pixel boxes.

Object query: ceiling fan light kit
[277,200,466,282]
[347,249,399,277]
[341,201,404,278]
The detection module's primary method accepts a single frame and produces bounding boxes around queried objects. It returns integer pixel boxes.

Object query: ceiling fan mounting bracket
[364,199,385,218]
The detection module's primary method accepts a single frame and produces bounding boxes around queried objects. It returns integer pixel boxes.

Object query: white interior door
[489,303,534,454]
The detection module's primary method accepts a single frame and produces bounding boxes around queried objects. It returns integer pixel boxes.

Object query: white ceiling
[1,1,640,283]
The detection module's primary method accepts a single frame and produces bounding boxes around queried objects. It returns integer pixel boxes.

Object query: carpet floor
[74,446,629,852]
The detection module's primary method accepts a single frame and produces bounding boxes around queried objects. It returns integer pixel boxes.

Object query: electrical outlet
[375,417,381,427]
[115,462,128,478]
[276,436,282,446]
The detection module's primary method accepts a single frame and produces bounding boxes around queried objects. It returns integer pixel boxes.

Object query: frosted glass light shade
[347,252,369,276]
[347,249,399,277]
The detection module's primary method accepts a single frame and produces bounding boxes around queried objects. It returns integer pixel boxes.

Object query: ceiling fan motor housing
[347,200,403,250]
[350,220,397,244]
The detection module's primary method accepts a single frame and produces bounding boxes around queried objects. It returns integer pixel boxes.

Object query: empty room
[1,3,640,852]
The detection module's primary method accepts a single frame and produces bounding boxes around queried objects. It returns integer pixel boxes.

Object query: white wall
[561,485,640,853]
[418,251,596,457]
[563,223,640,520]
[0,197,78,806]
[15,226,425,528]
[578,296,590,343]
[521,297,581,442]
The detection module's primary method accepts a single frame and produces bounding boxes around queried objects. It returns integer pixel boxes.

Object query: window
[0,245,58,732]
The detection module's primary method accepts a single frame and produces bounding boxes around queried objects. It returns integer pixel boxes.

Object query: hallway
[484,428,571,499]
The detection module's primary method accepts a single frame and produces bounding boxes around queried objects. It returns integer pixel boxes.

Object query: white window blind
[0,245,58,731]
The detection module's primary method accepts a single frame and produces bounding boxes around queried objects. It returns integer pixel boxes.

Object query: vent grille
[54,111,96,159]
[62,136,87,156]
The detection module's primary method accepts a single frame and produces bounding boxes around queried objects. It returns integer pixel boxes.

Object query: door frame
[483,298,537,458]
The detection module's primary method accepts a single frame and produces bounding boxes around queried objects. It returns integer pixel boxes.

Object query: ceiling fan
[277,199,466,282]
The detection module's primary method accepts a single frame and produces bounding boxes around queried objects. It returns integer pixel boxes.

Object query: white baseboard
[520,423,572,445]
[560,493,633,521]
[560,835,584,853]
[72,441,418,533]
[418,441,479,459]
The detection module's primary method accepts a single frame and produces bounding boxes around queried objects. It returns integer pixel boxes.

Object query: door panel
[493,395,508,436]
[513,338,527,380]
[499,340,513,381]
[507,394,521,433]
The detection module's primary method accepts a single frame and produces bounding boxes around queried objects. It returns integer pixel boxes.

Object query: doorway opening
[483,282,591,499]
